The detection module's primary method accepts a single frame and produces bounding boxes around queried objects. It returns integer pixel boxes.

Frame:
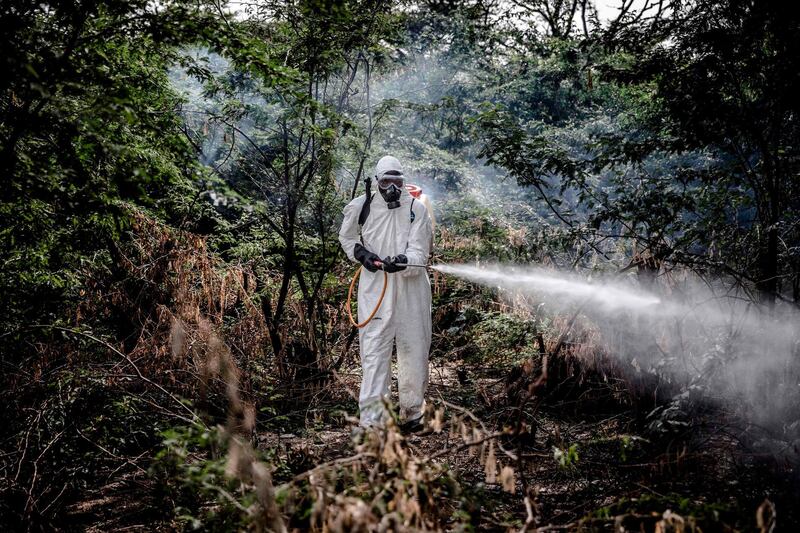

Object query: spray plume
[433,263,661,312]
[434,263,800,454]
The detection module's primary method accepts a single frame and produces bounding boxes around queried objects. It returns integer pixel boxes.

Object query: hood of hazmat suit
[375,155,404,180]
[338,157,433,427]
[374,155,405,209]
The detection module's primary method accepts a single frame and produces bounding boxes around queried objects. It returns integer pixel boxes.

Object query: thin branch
[22,325,203,425]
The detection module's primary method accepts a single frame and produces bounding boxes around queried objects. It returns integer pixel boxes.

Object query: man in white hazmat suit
[338,155,433,431]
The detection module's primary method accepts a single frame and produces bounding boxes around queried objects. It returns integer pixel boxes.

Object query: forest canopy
[1,0,799,531]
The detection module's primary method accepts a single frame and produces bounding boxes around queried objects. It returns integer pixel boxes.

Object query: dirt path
[254,354,798,531]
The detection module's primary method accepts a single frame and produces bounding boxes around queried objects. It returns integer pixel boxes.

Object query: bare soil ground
[254,354,799,532]
[56,353,798,532]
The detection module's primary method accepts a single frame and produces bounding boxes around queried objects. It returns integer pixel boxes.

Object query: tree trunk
[756,224,779,308]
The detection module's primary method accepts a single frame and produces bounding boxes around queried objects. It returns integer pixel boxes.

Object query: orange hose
[347,266,388,328]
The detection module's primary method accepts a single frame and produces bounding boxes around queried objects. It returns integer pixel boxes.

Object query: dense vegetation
[1,0,798,530]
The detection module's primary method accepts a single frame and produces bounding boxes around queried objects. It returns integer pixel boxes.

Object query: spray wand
[376,261,430,269]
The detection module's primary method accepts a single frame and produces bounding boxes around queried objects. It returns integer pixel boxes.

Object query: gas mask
[378,173,404,209]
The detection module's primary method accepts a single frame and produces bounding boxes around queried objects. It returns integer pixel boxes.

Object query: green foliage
[552,443,579,470]
[585,493,737,531]
[470,312,538,365]
[467,1,800,302]
[243,0,400,78]
[3,0,800,529]
[618,435,633,463]
[0,1,292,526]
[437,199,515,262]
[0,0,223,334]
[152,424,252,531]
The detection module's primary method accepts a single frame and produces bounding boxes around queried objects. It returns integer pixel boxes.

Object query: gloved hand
[381,254,408,273]
[354,243,382,272]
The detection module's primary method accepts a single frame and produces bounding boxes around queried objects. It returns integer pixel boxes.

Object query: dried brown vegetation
[2,207,798,532]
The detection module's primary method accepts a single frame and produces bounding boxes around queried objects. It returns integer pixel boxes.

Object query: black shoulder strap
[358,193,374,226]
[410,197,416,223]
[358,177,373,226]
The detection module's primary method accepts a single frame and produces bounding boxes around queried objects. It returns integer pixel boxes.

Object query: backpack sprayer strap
[351,177,383,328]
[358,176,373,227]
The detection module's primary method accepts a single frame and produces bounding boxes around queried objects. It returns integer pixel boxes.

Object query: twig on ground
[426,431,506,461]
[76,428,148,475]
[519,495,536,532]
[439,399,518,461]
[286,451,377,485]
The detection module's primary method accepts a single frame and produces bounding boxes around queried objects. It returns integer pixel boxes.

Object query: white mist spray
[434,263,800,455]
[433,263,662,312]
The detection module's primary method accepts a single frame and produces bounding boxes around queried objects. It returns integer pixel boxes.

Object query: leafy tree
[596,0,800,303]
[473,0,800,305]
[0,1,284,525]
[179,0,400,371]
[0,0,229,332]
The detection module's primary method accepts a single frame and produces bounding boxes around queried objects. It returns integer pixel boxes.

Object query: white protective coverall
[338,157,433,427]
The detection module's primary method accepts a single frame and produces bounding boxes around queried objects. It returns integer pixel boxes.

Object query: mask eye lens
[378,176,404,189]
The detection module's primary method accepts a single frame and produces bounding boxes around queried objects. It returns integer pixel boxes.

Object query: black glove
[354,243,382,272]
[381,254,408,273]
